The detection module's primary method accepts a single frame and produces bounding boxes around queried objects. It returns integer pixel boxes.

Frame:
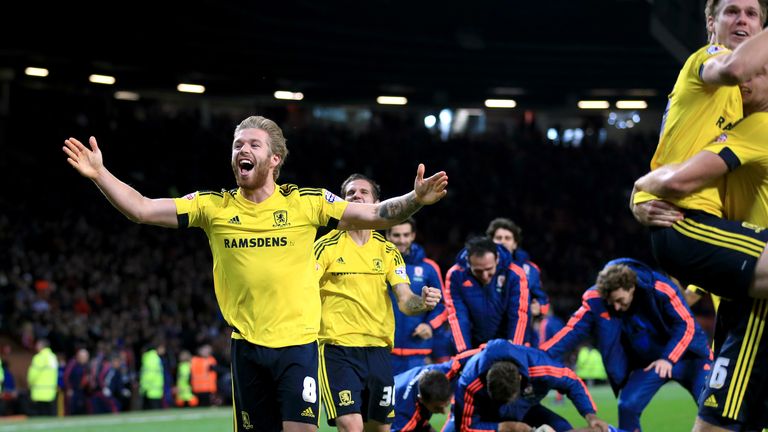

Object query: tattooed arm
[337,164,448,230]
[392,284,442,316]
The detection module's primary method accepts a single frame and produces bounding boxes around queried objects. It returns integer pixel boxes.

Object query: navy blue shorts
[650,211,768,299]
[230,336,320,432]
[697,298,768,430]
[320,344,395,425]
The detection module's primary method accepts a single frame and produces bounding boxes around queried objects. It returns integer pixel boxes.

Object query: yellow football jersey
[704,112,768,226]
[315,230,410,348]
[173,185,348,348]
[635,44,742,217]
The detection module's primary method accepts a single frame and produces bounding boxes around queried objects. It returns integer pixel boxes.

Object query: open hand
[414,164,448,205]
[63,136,105,180]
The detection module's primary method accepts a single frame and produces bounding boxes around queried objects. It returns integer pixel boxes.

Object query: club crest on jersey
[339,390,354,406]
[522,384,534,397]
[497,275,506,288]
[325,190,341,203]
[715,133,728,143]
[414,266,424,277]
[373,259,383,272]
[241,411,254,430]
[272,210,289,227]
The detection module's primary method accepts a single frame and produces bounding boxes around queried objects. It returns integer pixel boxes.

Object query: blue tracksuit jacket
[392,348,481,432]
[445,245,532,352]
[541,257,712,394]
[390,243,445,358]
[454,339,596,432]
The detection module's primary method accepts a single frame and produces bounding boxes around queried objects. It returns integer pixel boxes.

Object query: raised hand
[421,286,442,310]
[413,163,448,205]
[63,136,105,180]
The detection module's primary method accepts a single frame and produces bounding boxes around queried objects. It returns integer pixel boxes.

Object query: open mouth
[734,30,749,37]
[238,159,255,175]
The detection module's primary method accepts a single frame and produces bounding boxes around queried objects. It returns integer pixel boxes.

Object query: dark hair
[487,361,521,403]
[418,370,452,404]
[466,236,498,259]
[596,264,637,299]
[386,218,416,236]
[485,217,522,244]
[340,173,381,202]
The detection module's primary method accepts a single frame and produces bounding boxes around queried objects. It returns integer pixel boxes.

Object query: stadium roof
[1,0,703,108]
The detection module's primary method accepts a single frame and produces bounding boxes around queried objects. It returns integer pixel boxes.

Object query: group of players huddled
[384,213,709,432]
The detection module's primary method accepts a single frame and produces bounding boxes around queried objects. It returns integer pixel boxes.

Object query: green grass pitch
[0,383,699,431]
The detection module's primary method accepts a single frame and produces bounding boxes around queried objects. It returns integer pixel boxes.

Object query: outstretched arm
[702,28,768,86]
[337,164,447,230]
[63,137,179,227]
[634,150,728,200]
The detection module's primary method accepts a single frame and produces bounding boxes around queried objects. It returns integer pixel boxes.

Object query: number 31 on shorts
[379,386,394,407]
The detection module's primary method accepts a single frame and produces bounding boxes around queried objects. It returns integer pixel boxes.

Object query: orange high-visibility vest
[190,356,217,393]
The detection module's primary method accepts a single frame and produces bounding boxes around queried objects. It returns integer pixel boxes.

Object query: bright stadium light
[615,100,647,109]
[424,115,437,128]
[376,96,407,105]
[114,91,140,101]
[89,74,116,85]
[25,67,49,77]
[177,83,206,94]
[563,129,574,142]
[546,128,558,140]
[274,90,304,101]
[484,99,517,108]
[578,100,610,109]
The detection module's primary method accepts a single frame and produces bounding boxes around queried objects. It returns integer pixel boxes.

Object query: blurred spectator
[2,358,18,416]
[27,339,58,416]
[574,345,608,387]
[190,344,217,407]
[174,350,197,408]
[139,342,165,410]
[63,348,90,415]
[101,353,131,412]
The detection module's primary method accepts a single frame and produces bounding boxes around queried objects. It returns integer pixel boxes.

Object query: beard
[233,158,272,190]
